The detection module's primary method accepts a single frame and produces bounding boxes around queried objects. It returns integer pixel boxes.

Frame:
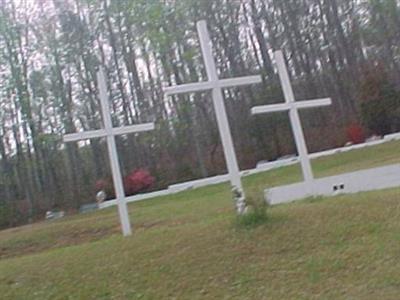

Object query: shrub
[235,193,269,228]
[95,179,108,192]
[95,169,155,199]
[124,169,155,196]
[361,100,393,135]
[346,124,365,144]
[358,64,400,135]
[94,179,114,200]
[0,201,12,229]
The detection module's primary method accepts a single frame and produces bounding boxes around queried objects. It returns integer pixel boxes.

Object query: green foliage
[359,65,400,135]
[37,133,61,151]
[360,99,393,135]
[0,201,12,229]
[250,82,292,159]
[366,0,399,44]
[235,193,269,228]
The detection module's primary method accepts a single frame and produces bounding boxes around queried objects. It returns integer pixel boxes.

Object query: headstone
[365,135,382,143]
[266,164,400,205]
[45,210,65,220]
[344,141,354,147]
[79,203,99,214]
[96,190,106,204]
[277,154,297,161]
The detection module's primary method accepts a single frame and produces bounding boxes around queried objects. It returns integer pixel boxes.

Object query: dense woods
[1,0,400,227]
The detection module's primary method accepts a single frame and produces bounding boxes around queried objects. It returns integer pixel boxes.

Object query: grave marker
[64,67,155,236]
[251,50,332,193]
[249,51,399,204]
[164,20,262,214]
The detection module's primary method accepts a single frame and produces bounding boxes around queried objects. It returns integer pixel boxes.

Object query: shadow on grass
[301,195,326,204]
[233,209,289,231]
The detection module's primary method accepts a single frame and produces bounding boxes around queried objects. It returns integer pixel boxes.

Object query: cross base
[265,164,400,205]
[232,186,247,215]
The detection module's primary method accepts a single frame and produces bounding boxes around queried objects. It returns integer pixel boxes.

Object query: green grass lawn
[1,141,400,299]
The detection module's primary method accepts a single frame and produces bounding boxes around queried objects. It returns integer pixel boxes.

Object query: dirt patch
[0,225,120,260]
[0,218,191,260]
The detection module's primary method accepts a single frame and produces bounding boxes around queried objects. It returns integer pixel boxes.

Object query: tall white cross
[163,20,262,214]
[251,50,332,187]
[64,68,155,236]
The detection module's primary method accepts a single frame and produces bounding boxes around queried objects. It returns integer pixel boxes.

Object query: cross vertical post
[275,51,314,184]
[197,21,243,204]
[97,69,131,236]
[163,20,263,214]
[251,50,332,188]
[63,67,155,236]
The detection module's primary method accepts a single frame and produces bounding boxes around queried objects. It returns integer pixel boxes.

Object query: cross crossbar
[250,50,332,186]
[63,67,155,236]
[63,123,155,142]
[162,20,264,214]
[251,98,331,115]
[164,75,261,96]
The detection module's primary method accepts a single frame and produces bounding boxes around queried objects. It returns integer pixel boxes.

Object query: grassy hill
[1,141,400,299]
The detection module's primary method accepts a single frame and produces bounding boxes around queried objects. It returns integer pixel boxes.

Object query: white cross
[64,67,155,236]
[163,20,262,214]
[251,50,332,187]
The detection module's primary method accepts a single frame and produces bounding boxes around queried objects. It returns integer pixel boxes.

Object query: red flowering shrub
[124,169,155,196]
[95,169,155,199]
[94,179,114,200]
[95,179,108,191]
[346,124,365,144]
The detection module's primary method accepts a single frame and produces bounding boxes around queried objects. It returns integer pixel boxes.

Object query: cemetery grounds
[1,141,400,299]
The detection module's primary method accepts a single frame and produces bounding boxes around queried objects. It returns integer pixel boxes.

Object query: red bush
[346,124,365,144]
[123,169,155,196]
[95,169,155,199]
[95,179,108,191]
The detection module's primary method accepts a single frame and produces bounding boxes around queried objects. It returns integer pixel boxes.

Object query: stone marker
[45,210,65,220]
[266,164,400,205]
[79,203,99,214]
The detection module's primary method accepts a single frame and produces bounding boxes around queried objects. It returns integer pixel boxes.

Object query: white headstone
[64,68,155,236]
[164,20,262,214]
[266,164,400,205]
[96,190,107,203]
